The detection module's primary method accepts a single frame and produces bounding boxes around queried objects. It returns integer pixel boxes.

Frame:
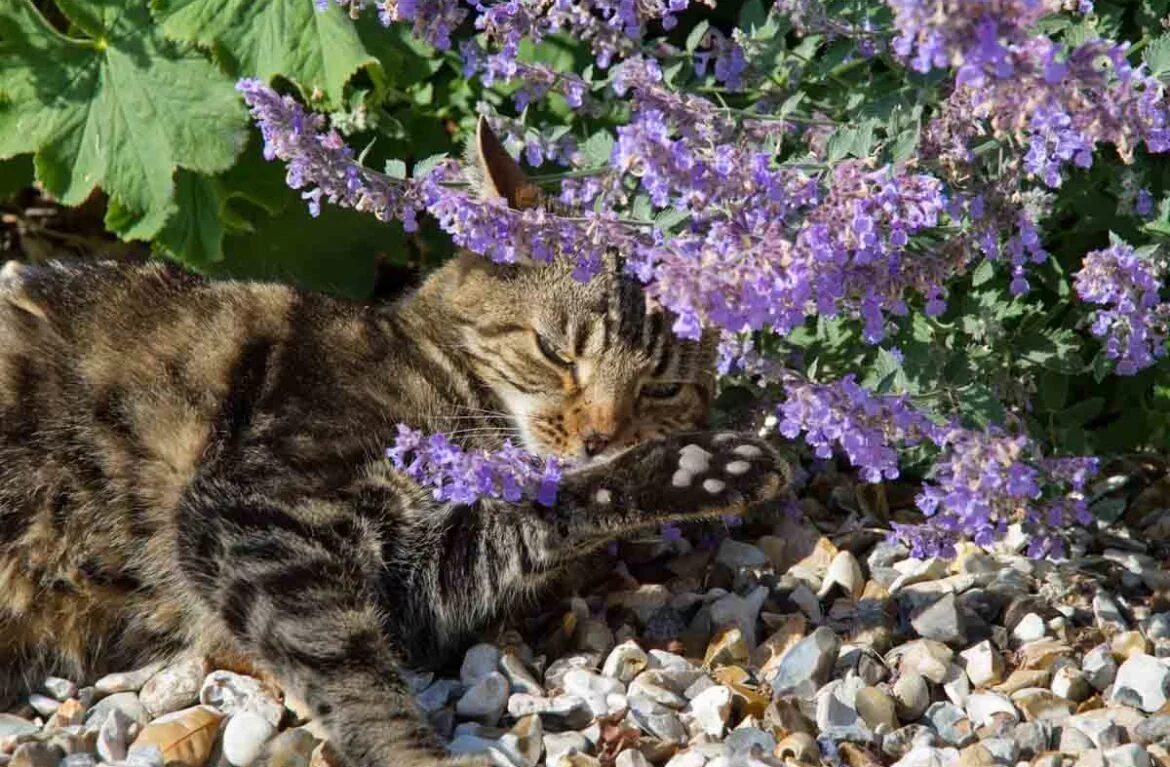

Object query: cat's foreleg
[410,432,786,639]
[175,485,485,767]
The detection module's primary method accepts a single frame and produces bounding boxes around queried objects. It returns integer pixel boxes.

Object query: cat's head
[426,119,716,462]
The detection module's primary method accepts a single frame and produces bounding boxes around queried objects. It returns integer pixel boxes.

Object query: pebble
[687,685,731,737]
[1011,613,1047,644]
[615,750,652,767]
[456,671,510,725]
[262,728,317,767]
[461,644,502,687]
[893,671,931,721]
[923,702,975,747]
[959,641,1003,687]
[855,686,898,731]
[84,692,149,729]
[42,677,78,702]
[9,742,59,767]
[500,653,544,696]
[628,697,686,742]
[715,540,767,569]
[544,731,591,763]
[562,669,623,717]
[96,708,137,763]
[27,694,59,718]
[768,627,841,698]
[602,642,648,683]
[223,710,278,766]
[200,671,284,727]
[819,550,865,601]
[94,662,166,695]
[1110,653,1170,712]
[912,594,967,646]
[709,587,768,647]
[139,657,206,718]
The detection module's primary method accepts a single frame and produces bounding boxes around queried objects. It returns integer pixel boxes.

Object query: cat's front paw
[621,432,789,519]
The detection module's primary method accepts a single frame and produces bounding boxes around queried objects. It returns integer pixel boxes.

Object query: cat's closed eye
[534,333,572,367]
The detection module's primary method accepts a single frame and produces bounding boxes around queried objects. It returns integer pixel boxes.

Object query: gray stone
[715,539,767,569]
[912,594,966,646]
[222,709,277,767]
[563,669,623,717]
[882,724,937,759]
[1058,725,1095,754]
[60,755,96,767]
[417,679,463,713]
[725,726,774,754]
[601,642,648,684]
[977,737,1017,765]
[687,685,731,737]
[615,750,652,767]
[96,708,135,763]
[965,692,1017,728]
[261,729,316,767]
[42,677,77,702]
[456,671,510,725]
[893,671,931,721]
[768,627,841,699]
[0,714,38,740]
[461,644,502,687]
[1092,592,1128,632]
[709,587,767,647]
[1134,713,1170,745]
[628,697,686,742]
[1080,645,1116,693]
[1102,744,1150,767]
[500,653,543,696]
[1011,721,1051,759]
[1051,666,1091,703]
[1010,613,1046,644]
[506,694,592,730]
[889,745,961,767]
[923,702,975,747]
[27,694,59,718]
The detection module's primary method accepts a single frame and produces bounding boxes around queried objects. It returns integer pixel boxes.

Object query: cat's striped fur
[0,121,787,766]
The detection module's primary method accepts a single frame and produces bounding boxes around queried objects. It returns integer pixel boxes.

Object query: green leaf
[686,20,709,53]
[957,384,1007,428]
[1058,397,1105,427]
[0,0,247,240]
[971,260,996,287]
[155,170,225,266]
[384,159,407,179]
[413,152,448,178]
[581,130,615,167]
[738,0,767,32]
[1143,32,1170,79]
[155,0,376,107]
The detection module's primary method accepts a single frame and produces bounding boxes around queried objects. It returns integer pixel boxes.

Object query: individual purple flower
[1074,241,1170,375]
[1135,188,1155,218]
[388,425,566,506]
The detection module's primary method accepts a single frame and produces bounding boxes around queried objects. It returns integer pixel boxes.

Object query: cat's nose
[582,429,612,457]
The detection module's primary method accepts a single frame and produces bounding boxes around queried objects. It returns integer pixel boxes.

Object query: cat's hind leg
[175,479,484,767]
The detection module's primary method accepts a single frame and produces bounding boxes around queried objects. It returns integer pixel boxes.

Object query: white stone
[709,586,767,647]
[687,685,732,737]
[724,461,750,476]
[42,677,78,702]
[1083,645,1118,691]
[732,444,762,458]
[200,671,283,727]
[628,696,687,742]
[702,479,725,494]
[965,692,1018,728]
[678,450,710,473]
[890,746,960,767]
[1110,654,1170,712]
[543,731,590,764]
[140,657,205,718]
[615,751,652,767]
[222,709,277,767]
[96,708,135,763]
[563,669,624,717]
[959,641,1002,687]
[1102,744,1150,767]
[1012,613,1047,644]
[671,470,693,487]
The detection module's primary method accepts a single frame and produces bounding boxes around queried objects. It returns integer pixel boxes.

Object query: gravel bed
[3,461,1169,767]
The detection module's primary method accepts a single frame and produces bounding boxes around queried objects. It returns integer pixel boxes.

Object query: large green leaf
[155,0,376,107]
[0,0,246,240]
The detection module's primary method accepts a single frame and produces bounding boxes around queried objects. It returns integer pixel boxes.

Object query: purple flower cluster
[1073,242,1170,375]
[237,79,425,228]
[777,375,938,483]
[388,425,564,506]
[777,376,1098,556]
[899,428,1097,558]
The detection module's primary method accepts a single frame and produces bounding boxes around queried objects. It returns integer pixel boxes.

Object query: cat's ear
[469,117,542,210]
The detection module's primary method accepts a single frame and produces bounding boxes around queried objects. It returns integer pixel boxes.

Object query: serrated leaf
[155,0,376,107]
[0,0,247,240]
[971,260,996,287]
[826,128,854,164]
[156,170,225,266]
[889,128,918,163]
[413,152,448,178]
[581,130,615,167]
[1144,32,1170,79]
[384,159,407,179]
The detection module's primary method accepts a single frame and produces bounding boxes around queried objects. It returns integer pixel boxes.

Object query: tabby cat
[0,120,787,766]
